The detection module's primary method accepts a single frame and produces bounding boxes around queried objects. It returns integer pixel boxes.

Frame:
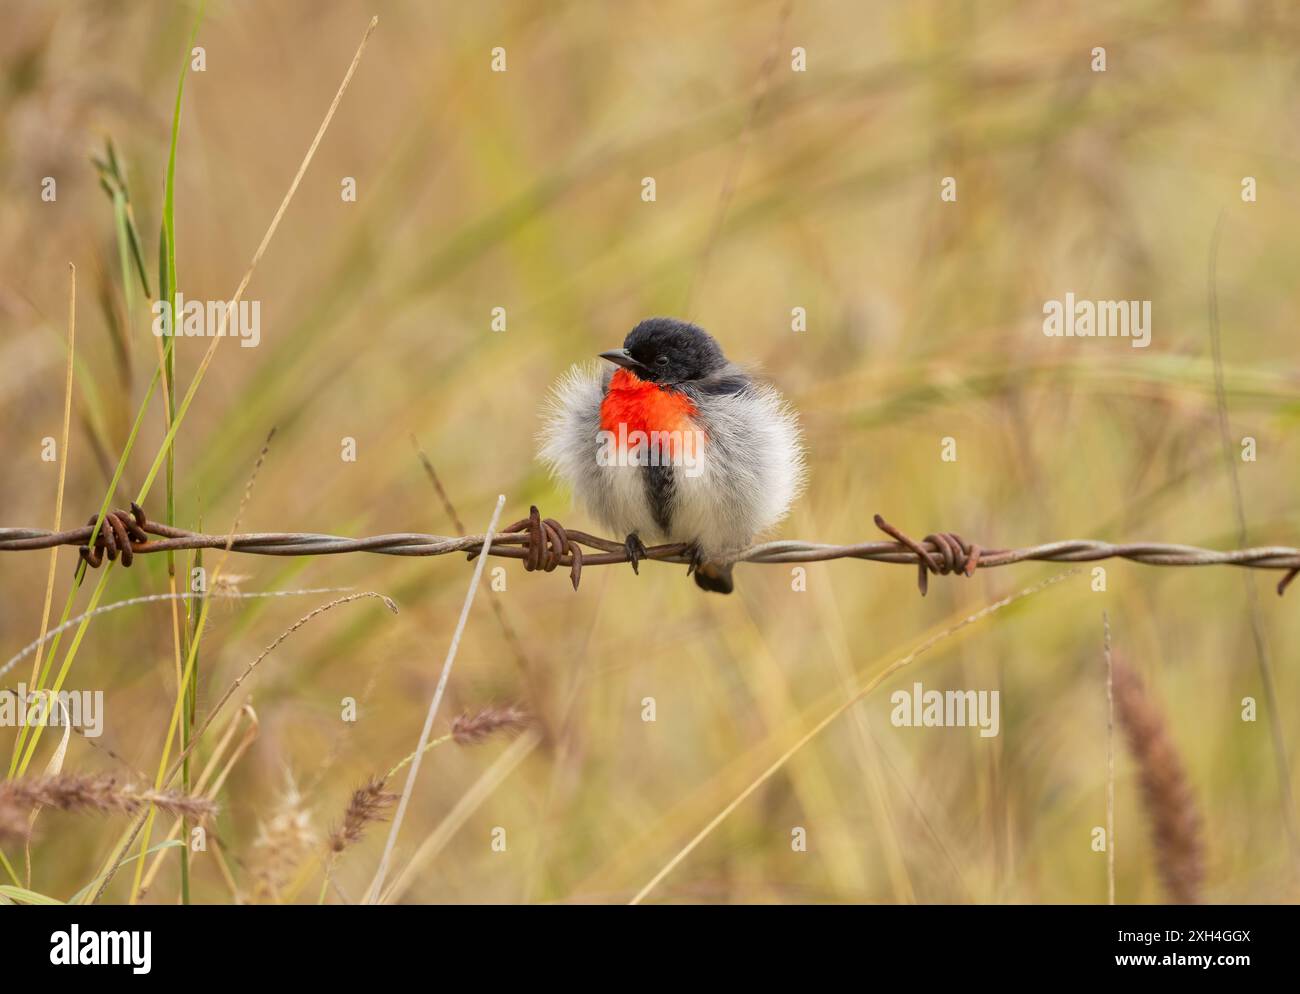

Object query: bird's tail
[692,561,734,595]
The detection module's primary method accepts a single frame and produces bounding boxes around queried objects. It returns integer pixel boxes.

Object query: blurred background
[2,0,1299,903]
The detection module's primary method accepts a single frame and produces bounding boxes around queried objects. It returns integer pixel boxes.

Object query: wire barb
[498,506,583,590]
[1279,568,1299,598]
[77,502,149,570]
[873,514,981,596]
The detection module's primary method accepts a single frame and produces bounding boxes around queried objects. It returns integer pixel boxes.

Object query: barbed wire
[1,503,1298,596]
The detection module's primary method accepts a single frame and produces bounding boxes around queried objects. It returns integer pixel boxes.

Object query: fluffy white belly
[598,464,663,539]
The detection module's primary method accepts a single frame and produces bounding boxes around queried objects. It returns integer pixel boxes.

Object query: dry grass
[249,780,318,902]
[0,773,215,843]
[1111,656,1205,904]
[330,778,398,855]
[452,705,532,747]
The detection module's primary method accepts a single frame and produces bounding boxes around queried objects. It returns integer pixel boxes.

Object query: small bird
[539,317,805,593]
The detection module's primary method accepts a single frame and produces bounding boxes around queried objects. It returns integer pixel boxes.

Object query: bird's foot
[625,533,648,575]
[684,542,706,577]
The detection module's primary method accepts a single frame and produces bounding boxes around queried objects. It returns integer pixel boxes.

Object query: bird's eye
[655,355,669,366]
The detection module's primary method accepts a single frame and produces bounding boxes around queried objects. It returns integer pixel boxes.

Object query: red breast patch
[600,369,702,458]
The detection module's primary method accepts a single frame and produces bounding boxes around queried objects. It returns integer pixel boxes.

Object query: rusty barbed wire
[1,504,1298,596]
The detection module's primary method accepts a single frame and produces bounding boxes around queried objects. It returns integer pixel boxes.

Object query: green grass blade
[69,840,184,904]
[0,884,64,905]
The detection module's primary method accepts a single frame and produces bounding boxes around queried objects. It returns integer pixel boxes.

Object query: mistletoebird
[540,317,805,593]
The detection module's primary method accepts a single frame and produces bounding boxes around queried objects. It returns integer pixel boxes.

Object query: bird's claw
[625,533,648,575]
[684,542,705,577]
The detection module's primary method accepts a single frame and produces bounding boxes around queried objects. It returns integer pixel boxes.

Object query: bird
[539,317,805,593]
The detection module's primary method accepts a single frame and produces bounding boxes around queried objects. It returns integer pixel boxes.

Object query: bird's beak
[599,348,641,371]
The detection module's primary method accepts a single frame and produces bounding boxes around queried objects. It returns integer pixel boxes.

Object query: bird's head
[599,317,727,386]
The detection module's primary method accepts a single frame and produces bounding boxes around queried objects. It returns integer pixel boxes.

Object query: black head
[599,318,728,385]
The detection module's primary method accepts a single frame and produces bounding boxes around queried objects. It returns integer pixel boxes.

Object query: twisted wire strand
[2,504,1297,595]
